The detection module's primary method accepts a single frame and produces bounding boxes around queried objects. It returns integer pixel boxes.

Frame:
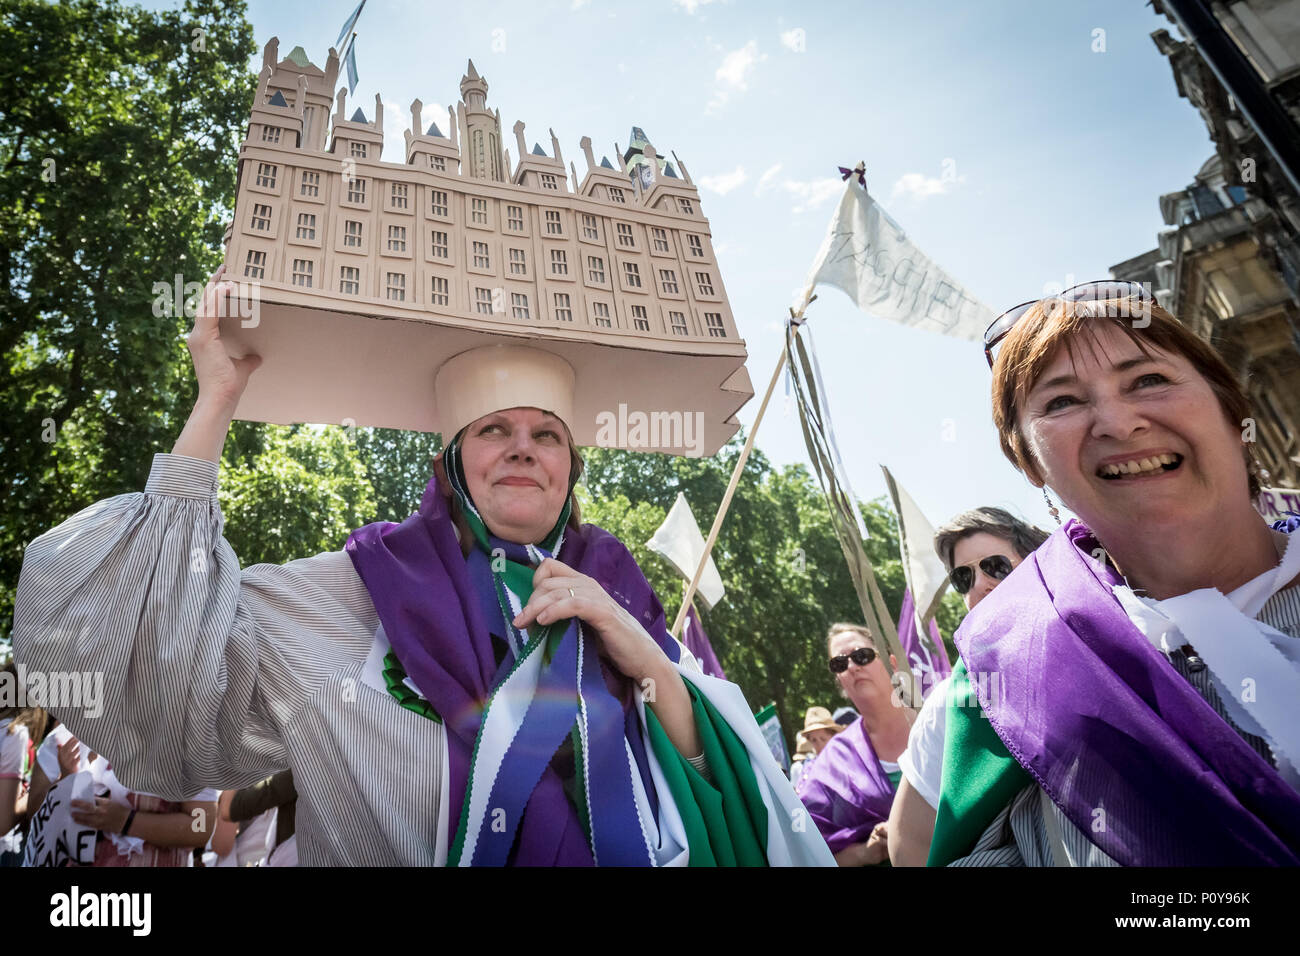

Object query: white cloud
[707,40,766,112]
[779,28,806,52]
[673,0,722,13]
[755,162,783,196]
[780,176,843,214]
[572,0,591,8]
[890,170,966,201]
[699,165,747,195]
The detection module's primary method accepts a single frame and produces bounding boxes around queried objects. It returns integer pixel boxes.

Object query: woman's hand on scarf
[70,796,130,834]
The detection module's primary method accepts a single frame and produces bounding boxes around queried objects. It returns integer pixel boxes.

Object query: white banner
[1257,486,1300,524]
[798,178,994,341]
[646,492,725,611]
[23,771,97,867]
[881,465,950,624]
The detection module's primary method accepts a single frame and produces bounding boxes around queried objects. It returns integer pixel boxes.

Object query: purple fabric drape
[795,718,896,853]
[683,605,727,680]
[896,588,951,698]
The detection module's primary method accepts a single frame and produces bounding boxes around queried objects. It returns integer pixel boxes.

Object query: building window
[659,269,678,294]
[347,177,366,204]
[616,223,634,247]
[507,205,524,231]
[609,186,626,204]
[386,272,406,301]
[687,234,704,257]
[631,304,650,331]
[511,292,530,319]
[473,241,490,269]
[508,248,527,275]
[344,220,363,248]
[669,311,688,335]
[554,292,572,322]
[472,197,488,224]
[587,255,605,283]
[300,171,320,197]
[430,155,447,172]
[255,162,277,188]
[704,312,726,337]
[475,287,493,315]
[651,228,669,253]
[261,125,281,144]
[296,212,316,240]
[430,275,449,306]
[679,198,694,215]
[592,302,612,328]
[387,224,407,253]
[623,262,642,288]
[390,183,409,209]
[430,190,448,217]
[541,173,558,190]
[581,214,599,240]
[350,142,367,159]
[250,203,272,231]
[695,272,715,296]
[430,230,448,258]
[545,210,562,235]
[550,249,568,276]
[243,250,265,279]
[291,258,313,287]
[340,266,360,295]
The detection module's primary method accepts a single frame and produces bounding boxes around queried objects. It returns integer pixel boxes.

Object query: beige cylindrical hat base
[434,345,577,439]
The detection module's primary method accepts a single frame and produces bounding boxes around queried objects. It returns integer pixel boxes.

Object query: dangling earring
[1043,487,1062,526]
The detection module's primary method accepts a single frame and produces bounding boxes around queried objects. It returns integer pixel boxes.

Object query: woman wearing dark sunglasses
[796,623,915,865]
[930,286,1300,866]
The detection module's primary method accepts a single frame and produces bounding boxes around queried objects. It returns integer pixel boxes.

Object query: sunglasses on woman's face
[949,554,1014,594]
[983,280,1159,368]
[828,646,877,674]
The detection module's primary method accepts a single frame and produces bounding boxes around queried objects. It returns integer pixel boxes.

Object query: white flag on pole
[646,492,725,611]
[797,175,994,341]
[881,465,950,626]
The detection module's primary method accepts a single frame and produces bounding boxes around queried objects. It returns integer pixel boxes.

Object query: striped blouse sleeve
[12,453,378,801]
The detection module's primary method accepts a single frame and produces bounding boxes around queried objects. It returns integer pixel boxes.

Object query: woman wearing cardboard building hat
[13,272,832,867]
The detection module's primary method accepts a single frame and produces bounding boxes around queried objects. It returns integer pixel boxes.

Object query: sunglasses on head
[828,646,877,674]
[949,554,1014,595]
[983,280,1159,368]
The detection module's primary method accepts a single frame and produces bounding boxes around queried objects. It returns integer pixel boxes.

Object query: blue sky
[151,0,1213,534]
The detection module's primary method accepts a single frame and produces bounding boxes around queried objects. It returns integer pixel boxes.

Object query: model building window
[347,177,367,204]
[430,275,449,306]
[386,272,406,301]
[344,220,363,248]
[430,229,449,258]
[250,203,272,231]
[695,271,715,296]
[669,311,688,335]
[475,287,493,314]
[300,171,320,197]
[659,269,678,294]
[704,312,726,337]
[553,292,572,322]
[587,255,605,283]
[541,174,558,190]
[261,125,281,144]
[592,302,612,328]
[545,210,562,235]
[687,234,704,257]
[391,183,409,209]
[623,262,642,288]
[678,198,694,215]
[507,205,524,231]
[471,197,489,224]
[243,250,266,279]
[550,249,568,276]
[350,142,367,159]
[581,214,599,240]
[430,155,447,172]
[472,241,490,269]
[616,223,634,248]
[291,259,313,288]
[508,248,527,275]
[255,162,277,188]
[511,293,530,320]
[631,304,650,331]
[387,224,407,253]
[609,186,626,204]
[651,228,669,253]
[340,265,360,295]
[430,190,449,217]
[296,212,316,240]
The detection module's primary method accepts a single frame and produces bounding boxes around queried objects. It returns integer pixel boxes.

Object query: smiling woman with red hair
[929,284,1300,867]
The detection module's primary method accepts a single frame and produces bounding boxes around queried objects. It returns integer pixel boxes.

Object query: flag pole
[669,297,814,639]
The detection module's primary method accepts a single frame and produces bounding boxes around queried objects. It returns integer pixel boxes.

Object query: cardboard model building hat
[434,345,577,439]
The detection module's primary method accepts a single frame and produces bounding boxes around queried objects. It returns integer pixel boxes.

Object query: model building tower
[222,38,752,455]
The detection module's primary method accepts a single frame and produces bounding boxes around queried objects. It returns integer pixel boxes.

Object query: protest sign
[23,771,97,867]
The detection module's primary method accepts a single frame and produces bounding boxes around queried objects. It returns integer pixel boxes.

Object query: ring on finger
[568,587,576,599]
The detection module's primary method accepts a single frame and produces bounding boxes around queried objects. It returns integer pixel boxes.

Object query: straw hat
[800,706,844,736]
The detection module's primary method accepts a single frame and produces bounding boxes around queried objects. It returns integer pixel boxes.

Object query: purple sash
[795,718,896,853]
